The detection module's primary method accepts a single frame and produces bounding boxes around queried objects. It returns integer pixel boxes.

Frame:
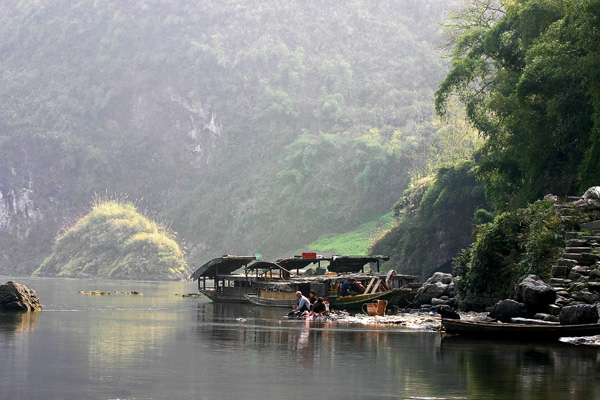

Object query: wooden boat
[245,292,297,308]
[190,255,298,303]
[244,255,419,312]
[442,318,600,341]
[331,288,412,312]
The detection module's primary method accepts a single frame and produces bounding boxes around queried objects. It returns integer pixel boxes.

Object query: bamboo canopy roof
[327,255,389,273]
[190,255,256,280]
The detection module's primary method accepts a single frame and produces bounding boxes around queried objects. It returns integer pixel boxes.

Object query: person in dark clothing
[341,278,365,296]
[308,291,317,307]
[311,297,327,316]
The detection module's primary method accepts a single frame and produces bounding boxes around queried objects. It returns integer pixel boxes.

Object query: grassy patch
[306,213,395,255]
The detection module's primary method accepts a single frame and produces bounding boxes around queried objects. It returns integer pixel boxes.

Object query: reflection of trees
[439,337,600,399]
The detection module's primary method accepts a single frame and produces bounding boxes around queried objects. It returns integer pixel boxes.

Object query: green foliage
[307,213,396,256]
[0,0,462,270]
[33,201,189,280]
[454,200,597,298]
[371,161,489,275]
[436,0,600,210]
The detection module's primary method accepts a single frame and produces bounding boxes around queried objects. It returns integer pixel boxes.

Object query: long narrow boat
[245,255,419,312]
[331,288,412,312]
[442,318,600,341]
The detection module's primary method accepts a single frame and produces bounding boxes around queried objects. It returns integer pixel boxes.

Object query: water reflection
[438,336,600,399]
[2,278,600,399]
[0,312,40,334]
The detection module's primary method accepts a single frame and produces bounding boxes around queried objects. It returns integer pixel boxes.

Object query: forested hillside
[375,0,600,282]
[0,0,461,274]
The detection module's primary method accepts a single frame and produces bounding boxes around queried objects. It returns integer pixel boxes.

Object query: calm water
[1,277,599,400]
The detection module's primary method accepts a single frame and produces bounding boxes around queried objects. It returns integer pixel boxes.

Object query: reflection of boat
[245,255,418,312]
[442,318,600,341]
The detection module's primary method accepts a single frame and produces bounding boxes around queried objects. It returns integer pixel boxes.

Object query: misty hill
[34,200,190,280]
[0,0,459,274]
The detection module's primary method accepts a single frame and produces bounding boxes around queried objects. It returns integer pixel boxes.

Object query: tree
[436,0,600,210]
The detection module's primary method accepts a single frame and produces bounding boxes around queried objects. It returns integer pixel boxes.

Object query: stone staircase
[550,223,600,306]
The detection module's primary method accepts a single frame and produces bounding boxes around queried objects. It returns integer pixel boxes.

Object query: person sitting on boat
[308,291,317,307]
[292,291,311,313]
[341,278,365,296]
[311,297,328,316]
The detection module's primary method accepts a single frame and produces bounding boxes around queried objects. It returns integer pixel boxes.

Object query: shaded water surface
[1,277,599,399]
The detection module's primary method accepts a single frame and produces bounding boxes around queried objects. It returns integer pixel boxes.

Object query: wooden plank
[364,277,377,294]
[368,279,381,294]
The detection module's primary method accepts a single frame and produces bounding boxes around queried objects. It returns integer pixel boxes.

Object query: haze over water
[1,277,599,400]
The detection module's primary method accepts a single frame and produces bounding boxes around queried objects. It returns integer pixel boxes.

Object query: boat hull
[330,289,409,312]
[244,293,296,308]
[201,288,253,303]
[442,318,600,341]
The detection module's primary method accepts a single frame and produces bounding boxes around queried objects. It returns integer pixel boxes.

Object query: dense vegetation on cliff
[34,201,189,280]
[0,0,463,275]
[436,0,600,210]
[369,0,600,280]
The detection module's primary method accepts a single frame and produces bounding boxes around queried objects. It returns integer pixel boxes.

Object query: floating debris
[78,290,142,295]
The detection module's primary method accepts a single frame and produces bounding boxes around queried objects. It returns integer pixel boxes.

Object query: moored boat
[442,318,600,341]
[190,255,261,302]
[245,255,419,312]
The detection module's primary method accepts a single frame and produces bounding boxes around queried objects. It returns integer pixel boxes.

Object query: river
[1,277,599,400]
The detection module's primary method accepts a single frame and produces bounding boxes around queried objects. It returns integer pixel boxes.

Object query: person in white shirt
[292,291,311,313]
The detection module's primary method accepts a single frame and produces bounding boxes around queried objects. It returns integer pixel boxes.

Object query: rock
[425,272,453,285]
[414,282,450,307]
[571,265,591,276]
[0,281,42,311]
[431,298,450,306]
[514,275,556,313]
[413,273,454,307]
[583,186,600,200]
[488,299,528,322]
[587,282,600,292]
[572,290,600,303]
[547,304,561,316]
[533,313,560,322]
[559,304,599,325]
[589,269,600,280]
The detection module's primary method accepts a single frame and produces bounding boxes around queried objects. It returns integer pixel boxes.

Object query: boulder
[514,274,556,313]
[425,272,453,285]
[488,299,528,322]
[414,282,451,307]
[413,272,454,307]
[583,186,600,200]
[0,281,42,311]
[559,304,599,325]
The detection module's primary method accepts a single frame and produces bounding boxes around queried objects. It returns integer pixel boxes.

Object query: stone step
[550,278,572,287]
[557,258,578,267]
[580,236,600,242]
[551,265,569,278]
[563,253,600,266]
[564,247,592,253]
[566,239,593,247]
